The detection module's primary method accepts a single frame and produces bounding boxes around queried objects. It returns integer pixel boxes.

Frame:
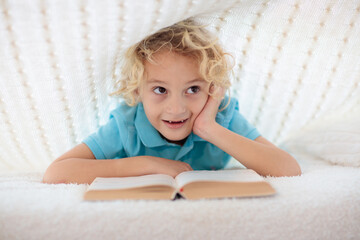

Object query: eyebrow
[147,78,205,85]
[187,79,206,85]
[147,79,166,85]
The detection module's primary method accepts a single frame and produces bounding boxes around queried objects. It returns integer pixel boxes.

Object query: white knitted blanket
[1,0,360,239]
[0,0,359,172]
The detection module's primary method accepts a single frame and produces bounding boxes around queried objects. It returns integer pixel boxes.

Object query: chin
[161,133,190,144]
[165,136,186,141]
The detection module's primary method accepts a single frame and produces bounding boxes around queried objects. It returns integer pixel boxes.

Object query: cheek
[141,98,156,119]
[143,102,157,118]
[191,94,209,116]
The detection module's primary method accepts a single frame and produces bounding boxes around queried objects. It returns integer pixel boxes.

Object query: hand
[193,86,225,140]
[143,156,193,178]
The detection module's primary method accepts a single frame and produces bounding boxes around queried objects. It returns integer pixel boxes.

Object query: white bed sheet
[1,154,359,240]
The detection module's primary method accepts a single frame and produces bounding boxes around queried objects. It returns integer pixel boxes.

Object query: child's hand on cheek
[193,86,225,140]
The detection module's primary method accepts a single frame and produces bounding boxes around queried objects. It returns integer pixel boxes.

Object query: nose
[165,94,186,115]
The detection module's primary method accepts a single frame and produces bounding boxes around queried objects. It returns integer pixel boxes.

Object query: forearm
[202,123,301,177]
[42,156,153,185]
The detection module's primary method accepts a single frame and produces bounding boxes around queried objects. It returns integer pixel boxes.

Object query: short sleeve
[228,100,261,140]
[82,116,127,159]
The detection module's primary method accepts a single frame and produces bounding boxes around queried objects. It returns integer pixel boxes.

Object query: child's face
[139,51,209,144]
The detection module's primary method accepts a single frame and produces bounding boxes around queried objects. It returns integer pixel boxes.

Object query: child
[43,19,301,184]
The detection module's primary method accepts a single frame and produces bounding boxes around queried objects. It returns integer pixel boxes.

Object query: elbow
[263,152,302,178]
[278,154,302,177]
[42,175,67,185]
[282,165,302,177]
[269,166,301,178]
[291,163,302,176]
[42,162,68,184]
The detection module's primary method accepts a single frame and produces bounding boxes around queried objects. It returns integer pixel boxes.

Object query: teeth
[167,120,185,123]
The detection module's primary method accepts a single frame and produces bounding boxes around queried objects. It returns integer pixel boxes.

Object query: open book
[84,169,276,200]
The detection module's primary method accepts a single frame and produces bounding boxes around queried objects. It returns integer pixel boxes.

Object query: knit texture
[283,106,360,167]
[0,0,359,172]
[1,1,360,240]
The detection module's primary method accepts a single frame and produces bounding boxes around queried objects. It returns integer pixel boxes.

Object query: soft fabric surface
[1,156,360,240]
[1,1,360,240]
[284,106,360,167]
[1,0,360,171]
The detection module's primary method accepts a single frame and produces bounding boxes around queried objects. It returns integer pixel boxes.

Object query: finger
[214,86,225,99]
[210,85,225,100]
[183,163,192,171]
[187,164,193,171]
[207,88,224,111]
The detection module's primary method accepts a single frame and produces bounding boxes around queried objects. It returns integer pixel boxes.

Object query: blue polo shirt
[83,97,260,170]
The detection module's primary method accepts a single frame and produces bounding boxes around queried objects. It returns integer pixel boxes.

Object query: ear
[208,82,214,93]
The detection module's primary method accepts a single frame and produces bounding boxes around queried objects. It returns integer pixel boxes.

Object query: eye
[186,86,200,94]
[153,87,167,95]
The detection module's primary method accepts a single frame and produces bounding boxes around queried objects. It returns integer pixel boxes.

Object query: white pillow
[283,107,360,167]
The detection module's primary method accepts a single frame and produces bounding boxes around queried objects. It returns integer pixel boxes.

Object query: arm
[42,143,192,184]
[200,127,301,177]
[193,88,301,177]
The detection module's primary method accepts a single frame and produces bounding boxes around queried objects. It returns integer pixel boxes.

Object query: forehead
[144,51,200,76]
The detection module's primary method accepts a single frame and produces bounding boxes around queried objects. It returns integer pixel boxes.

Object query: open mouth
[165,120,187,123]
[162,119,188,129]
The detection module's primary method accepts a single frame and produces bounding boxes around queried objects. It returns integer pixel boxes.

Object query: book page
[175,169,264,188]
[87,174,177,191]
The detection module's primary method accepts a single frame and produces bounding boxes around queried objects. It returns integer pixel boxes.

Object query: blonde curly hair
[112,18,233,106]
